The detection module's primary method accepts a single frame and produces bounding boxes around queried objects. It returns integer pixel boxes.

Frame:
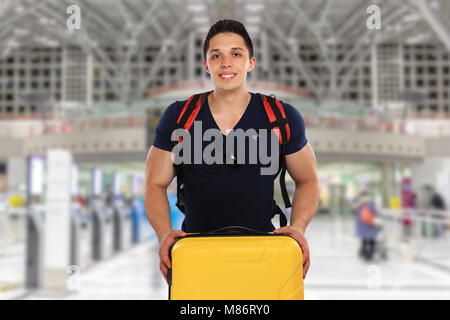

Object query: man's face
[203,32,256,91]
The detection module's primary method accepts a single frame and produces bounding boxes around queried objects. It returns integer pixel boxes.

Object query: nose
[220,55,232,68]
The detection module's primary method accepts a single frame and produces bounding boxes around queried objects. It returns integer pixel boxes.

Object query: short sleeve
[282,102,308,155]
[152,101,182,152]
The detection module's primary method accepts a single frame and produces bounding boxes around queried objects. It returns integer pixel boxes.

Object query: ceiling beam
[409,0,450,52]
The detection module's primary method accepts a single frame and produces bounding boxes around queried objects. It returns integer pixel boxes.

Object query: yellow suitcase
[168,226,304,300]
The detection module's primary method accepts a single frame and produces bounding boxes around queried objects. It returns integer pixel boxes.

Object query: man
[144,20,320,282]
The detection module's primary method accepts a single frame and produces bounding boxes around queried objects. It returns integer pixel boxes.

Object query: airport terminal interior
[1,0,450,300]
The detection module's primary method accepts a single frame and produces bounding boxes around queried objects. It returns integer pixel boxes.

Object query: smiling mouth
[219,73,237,80]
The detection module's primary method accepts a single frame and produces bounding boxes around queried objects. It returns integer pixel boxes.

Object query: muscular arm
[286,143,320,233]
[144,145,186,282]
[143,145,176,242]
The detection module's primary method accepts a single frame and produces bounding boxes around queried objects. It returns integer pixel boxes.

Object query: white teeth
[220,74,235,78]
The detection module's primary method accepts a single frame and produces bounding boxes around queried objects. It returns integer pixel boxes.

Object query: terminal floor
[2,216,450,300]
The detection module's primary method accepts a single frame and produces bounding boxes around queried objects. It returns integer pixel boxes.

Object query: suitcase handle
[208,226,267,235]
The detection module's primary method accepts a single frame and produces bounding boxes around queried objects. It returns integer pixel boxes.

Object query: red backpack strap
[172,91,209,213]
[258,94,291,148]
[171,92,209,144]
[258,93,293,218]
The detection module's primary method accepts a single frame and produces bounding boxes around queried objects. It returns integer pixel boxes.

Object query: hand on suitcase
[158,230,186,283]
[273,226,310,279]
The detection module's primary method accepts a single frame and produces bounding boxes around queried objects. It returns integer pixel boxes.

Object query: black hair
[203,19,254,60]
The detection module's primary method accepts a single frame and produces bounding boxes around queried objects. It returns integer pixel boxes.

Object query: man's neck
[209,87,250,114]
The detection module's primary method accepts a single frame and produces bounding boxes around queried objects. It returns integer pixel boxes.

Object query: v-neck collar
[205,92,254,137]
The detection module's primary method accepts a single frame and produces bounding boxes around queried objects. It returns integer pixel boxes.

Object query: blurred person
[144,19,320,282]
[426,186,446,210]
[106,185,114,206]
[352,191,378,261]
[76,195,85,206]
[426,186,446,238]
[401,192,417,241]
[402,209,413,241]
[412,192,417,208]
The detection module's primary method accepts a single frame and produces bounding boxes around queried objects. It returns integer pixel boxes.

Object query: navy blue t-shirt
[152,92,308,232]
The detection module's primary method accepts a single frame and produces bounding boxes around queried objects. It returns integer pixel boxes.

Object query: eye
[233,52,241,57]
[212,54,220,59]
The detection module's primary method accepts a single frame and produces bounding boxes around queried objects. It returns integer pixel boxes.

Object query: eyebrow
[208,47,245,54]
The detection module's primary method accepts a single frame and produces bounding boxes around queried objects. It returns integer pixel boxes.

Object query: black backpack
[171,91,292,227]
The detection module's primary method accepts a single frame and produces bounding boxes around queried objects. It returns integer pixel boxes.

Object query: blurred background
[0,0,450,300]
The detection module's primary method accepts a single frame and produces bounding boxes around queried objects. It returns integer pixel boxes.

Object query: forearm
[144,184,172,242]
[290,180,320,233]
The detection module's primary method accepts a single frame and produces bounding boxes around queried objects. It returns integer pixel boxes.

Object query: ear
[247,56,256,73]
[203,60,210,74]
